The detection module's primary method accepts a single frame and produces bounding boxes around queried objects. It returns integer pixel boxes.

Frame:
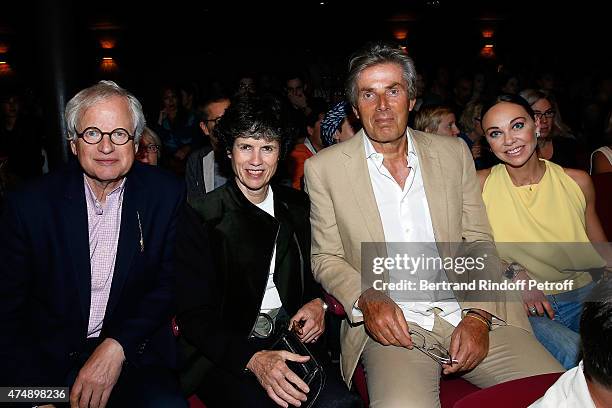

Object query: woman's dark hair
[480,93,536,133]
[214,94,293,160]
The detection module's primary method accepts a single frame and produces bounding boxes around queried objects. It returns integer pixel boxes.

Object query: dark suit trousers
[61,339,187,408]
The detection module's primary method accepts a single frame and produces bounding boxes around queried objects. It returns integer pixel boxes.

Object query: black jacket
[185,145,213,202]
[175,179,321,376]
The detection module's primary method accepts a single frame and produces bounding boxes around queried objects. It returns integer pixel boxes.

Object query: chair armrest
[323,292,347,317]
[172,316,181,337]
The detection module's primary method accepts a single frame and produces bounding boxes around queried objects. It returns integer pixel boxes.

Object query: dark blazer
[185,146,212,201]
[175,179,321,376]
[0,161,185,386]
[185,145,213,202]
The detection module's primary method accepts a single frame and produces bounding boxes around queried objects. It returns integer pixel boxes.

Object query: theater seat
[173,317,208,408]
[453,372,563,408]
[188,394,207,408]
[323,293,481,407]
[592,172,612,238]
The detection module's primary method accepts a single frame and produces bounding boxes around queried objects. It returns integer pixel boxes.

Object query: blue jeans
[528,281,595,369]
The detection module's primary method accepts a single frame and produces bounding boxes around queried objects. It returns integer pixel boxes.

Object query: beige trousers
[361,313,564,408]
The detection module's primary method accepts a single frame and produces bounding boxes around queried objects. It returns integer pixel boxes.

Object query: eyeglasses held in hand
[409,330,458,366]
[75,127,135,145]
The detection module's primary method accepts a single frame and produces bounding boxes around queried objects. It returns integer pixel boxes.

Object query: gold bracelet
[467,310,492,325]
[465,314,491,331]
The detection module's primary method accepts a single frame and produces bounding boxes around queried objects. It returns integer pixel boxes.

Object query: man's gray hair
[345,42,417,107]
[65,80,146,144]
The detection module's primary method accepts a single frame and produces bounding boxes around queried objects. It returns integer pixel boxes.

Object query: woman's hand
[289,298,326,343]
[246,350,310,407]
[516,270,555,318]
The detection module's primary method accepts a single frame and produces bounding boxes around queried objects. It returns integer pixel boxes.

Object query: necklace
[508,161,546,191]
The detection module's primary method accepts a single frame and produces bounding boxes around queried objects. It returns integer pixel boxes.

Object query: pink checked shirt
[84,176,126,338]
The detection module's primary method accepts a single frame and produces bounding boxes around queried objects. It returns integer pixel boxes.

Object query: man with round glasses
[0,80,187,407]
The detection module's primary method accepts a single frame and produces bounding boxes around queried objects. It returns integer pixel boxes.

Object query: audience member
[236,74,258,96]
[284,73,327,136]
[0,80,186,407]
[175,95,360,408]
[423,65,451,105]
[136,126,162,166]
[320,100,360,147]
[478,94,608,369]
[154,84,199,172]
[531,278,612,407]
[458,99,488,169]
[286,101,327,190]
[520,88,582,168]
[589,109,612,174]
[304,42,563,407]
[413,105,460,137]
[498,71,520,95]
[185,95,231,201]
[0,89,44,185]
[450,74,473,120]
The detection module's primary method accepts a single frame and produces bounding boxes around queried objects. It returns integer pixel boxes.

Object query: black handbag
[270,325,326,408]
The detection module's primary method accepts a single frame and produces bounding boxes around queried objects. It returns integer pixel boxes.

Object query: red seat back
[453,372,562,408]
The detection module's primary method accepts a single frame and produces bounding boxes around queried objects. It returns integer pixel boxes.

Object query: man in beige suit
[304,43,563,407]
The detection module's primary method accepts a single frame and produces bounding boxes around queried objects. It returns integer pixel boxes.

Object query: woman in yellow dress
[477,94,608,369]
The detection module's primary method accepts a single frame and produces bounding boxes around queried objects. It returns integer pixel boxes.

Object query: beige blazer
[304,128,530,386]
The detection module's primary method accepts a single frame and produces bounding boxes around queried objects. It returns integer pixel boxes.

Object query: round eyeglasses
[75,127,135,145]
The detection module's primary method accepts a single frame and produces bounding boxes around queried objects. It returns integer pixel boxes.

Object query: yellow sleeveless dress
[482,160,604,294]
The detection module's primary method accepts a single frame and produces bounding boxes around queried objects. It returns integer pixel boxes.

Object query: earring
[535,131,541,138]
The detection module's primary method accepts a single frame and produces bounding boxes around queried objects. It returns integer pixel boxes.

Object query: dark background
[1,0,610,165]
[3,0,610,91]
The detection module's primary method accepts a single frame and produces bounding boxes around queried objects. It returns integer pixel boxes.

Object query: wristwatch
[503,262,524,281]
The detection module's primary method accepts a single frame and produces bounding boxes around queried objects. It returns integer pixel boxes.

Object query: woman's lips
[505,145,524,156]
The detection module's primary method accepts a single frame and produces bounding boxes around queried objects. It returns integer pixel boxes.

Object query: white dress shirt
[255,188,283,313]
[356,130,462,331]
[530,361,596,408]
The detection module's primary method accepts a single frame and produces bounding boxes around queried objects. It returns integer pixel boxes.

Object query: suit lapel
[64,169,92,328]
[105,171,144,319]
[342,132,386,244]
[411,130,450,244]
[273,199,290,272]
